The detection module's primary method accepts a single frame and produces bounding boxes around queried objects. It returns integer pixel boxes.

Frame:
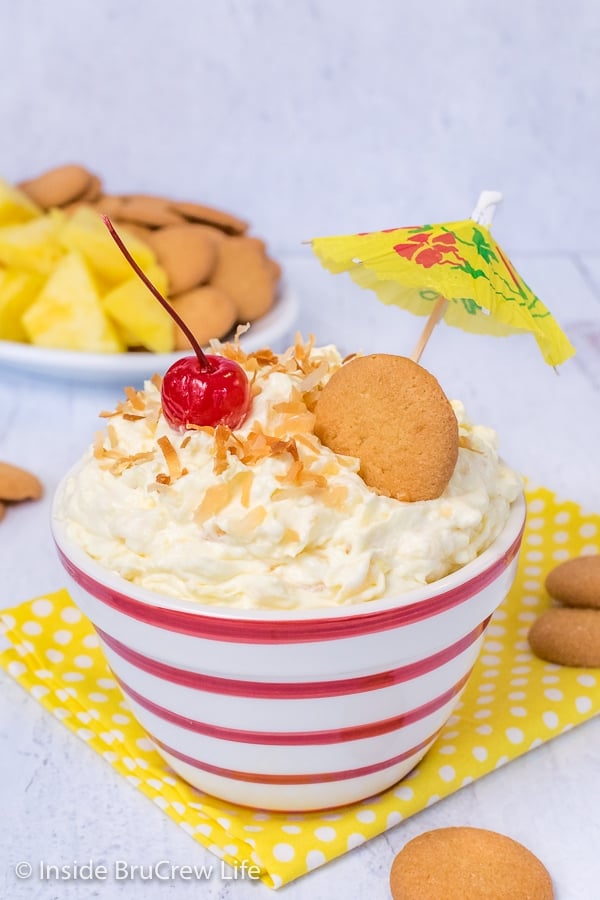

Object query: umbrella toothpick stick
[409,191,504,364]
[410,296,448,364]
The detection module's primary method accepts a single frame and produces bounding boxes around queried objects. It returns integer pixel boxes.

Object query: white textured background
[0,0,599,254]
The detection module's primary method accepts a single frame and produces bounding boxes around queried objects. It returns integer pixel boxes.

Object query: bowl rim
[51,462,526,623]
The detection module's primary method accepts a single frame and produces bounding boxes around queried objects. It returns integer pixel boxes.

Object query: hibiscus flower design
[393,231,466,269]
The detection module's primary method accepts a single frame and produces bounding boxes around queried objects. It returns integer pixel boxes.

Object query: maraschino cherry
[103,217,251,431]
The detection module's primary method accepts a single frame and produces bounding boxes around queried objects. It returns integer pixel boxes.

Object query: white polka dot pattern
[0,486,598,889]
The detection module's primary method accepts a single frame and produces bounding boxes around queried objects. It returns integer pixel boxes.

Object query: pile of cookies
[0,461,43,522]
[528,555,600,667]
[12,163,281,349]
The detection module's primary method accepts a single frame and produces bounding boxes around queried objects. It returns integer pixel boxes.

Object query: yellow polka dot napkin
[1,485,599,889]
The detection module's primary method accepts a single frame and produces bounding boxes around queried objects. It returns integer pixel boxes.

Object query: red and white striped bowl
[52,483,525,811]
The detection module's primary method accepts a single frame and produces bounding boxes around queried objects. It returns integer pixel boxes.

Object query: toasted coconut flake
[156,473,171,485]
[145,406,161,435]
[122,413,145,421]
[459,435,483,454]
[294,432,323,454]
[151,373,163,390]
[272,395,306,415]
[294,333,322,376]
[320,458,342,477]
[211,326,251,363]
[107,424,119,449]
[105,451,155,475]
[213,424,233,475]
[298,359,330,393]
[93,431,106,458]
[194,482,233,525]
[180,435,192,449]
[228,505,267,537]
[158,435,183,481]
[249,348,280,367]
[322,485,349,510]
[276,459,303,485]
[125,386,145,411]
[283,527,300,543]
[230,469,255,508]
[99,409,118,419]
[275,452,329,488]
[274,412,316,437]
[272,487,295,502]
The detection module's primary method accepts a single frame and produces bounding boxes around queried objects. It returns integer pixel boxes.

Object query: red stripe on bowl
[153,730,441,785]
[56,532,521,643]
[97,620,487,698]
[118,670,469,745]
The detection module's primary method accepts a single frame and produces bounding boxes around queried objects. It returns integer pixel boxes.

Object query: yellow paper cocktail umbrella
[310,192,575,367]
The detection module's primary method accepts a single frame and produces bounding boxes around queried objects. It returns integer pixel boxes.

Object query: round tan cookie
[94,194,126,219]
[389,827,554,900]
[0,461,43,501]
[182,223,228,245]
[211,236,277,321]
[170,286,237,348]
[168,200,248,235]
[118,194,184,227]
[528,607,600,667]
[545,555,600,609]
[78,173,103,203]
[18,164,94,209]
[145,224,219,294]
[314,355,458,502]
[111,220,154,245]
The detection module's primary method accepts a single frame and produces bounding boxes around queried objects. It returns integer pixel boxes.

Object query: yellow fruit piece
[102,265,175,352]
[0,177,42,225]
[60,206,157,285]
[0,210,66,275]
[22,252,125,353]
[0,269,44,341]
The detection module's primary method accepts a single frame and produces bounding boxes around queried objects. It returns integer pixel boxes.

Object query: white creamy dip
[57,340,522,609]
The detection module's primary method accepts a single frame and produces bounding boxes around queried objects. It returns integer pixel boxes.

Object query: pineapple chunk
[102,265,175,352]
[0,177,42,225]
[60,205,157,285]
[0,210,66,274]
[0,269,44,341]
[22,251,124,352]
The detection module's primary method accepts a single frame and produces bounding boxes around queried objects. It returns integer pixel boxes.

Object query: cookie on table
[0,461,43,502]
[528,607,600,667]
[545,555,600,609]
[389,827,554,900]
[314,354,458,502]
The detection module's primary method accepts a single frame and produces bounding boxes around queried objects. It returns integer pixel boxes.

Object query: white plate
[0,284,298,384]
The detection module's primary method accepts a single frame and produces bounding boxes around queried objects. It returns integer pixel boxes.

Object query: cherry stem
[102,215,212,371]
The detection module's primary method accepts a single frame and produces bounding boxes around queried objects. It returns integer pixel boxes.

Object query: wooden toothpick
[410,296,448,364]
